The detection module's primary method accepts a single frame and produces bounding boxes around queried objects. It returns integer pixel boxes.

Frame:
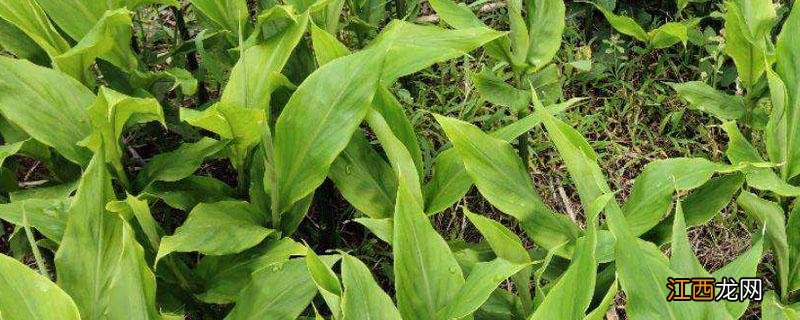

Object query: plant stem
[22,205,48,277]
[171,5,208,104]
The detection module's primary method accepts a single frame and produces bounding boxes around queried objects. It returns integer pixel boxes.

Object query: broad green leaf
[135,138,229,190]
[535,104,704,319]
[737,191,789,298]
[372,86,424,176]
[423,98,580,215]
[393,173,464,319]
[529,233,596,320]
[305,250,343,319]
[180,103,265,171]
[132,68,199,95]
[329,131,397,219]
[0,253,81,320]
[82,87,165,188]
[272,48,384,215]
[310,23,350,66]
[712,235,764,318]
[669,201,708,277]
[366,108,423,205]
[354,217,393,243]
[472,70,530,112]
[142,176,236,210]
[723,1,770,89]
[722,121,800,196]
[370,20,504,83]
[733,0,776,46]
[0,197,70,242]
[583,280,617,320]
[507,0,529,66]
[648,22,689,49]
[156,201,275,265]
[53,9,137,84]
[525,0,565,68]
[426,0,514,63]
[0,18,49,65]
[670,81,746,120]
[36,0,177,43]
[190,0,249,34]
[55,149,160,320]
[464,209,529,264]
[225,259,318,320]
[341,253,402,319]
[766,66,789,177]
[683,173,744,226]
[435,114,580,250]
[623,158,727,236]
[775,3,800,180]
[762,291,800,320]
[0,140,25,166]
[195,238,306,304]
[0,57,93,165]
[590,3,648,43]
[439,258,527,319]
[219,9,309,114]
[106,195,162,252]
[0,0,69,57]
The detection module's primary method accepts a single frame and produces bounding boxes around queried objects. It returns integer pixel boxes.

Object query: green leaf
[712,235,764,318]
[438,258,528,319]
[366,108,423,205]
[195,238,305,304]
[310,23,350,66]
[762,291,800,320]
[155,201,275,265]
[272,48,384,215]
[623,158,728,236]
[471,70,530,112]
[329,131,397,219]
[0,140,25,166]
[341,253,402,319]
[648,22,689,49]
[590,3,648,43]
[82,86,165,188]
[435,114,580,249]
[669,201,708,277]
[464,209,529,264]
[305,250,343,319]
[722,121,800,196]
[0,18,49,65]
[142,176,236,210]
[135,138,229,190]
[0,253,81,320]
[370,20,504,83]
[423,93,582,216]
[529,233,596,320]
[372,87,424,176]
[0,197,70,242]
[583,280,617,320]
[354,217,393,243]
[670,81,746,120]
[0,57,93,165]
[393,172,464,319]
[53,9,137,84]
[789,203,800,291]
[190,0,250,34]
[225,259,318,320]
[180,103,265,171]
[723,1,770,89]
[525,0,565,68]
[775,3,800,179]
[219,9,309,114]
[0,0,69,57]
[737,191,789,298]
[54,149,160,320]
